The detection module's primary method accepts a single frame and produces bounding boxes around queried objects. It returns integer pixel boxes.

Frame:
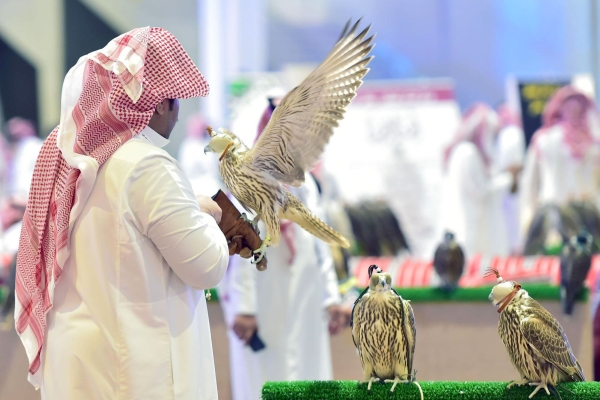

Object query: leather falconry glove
[211,190,267,271]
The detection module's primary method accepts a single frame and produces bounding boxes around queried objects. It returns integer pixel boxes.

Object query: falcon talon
[252,237,271,264]
[365,377,379,391]
[528,382,551,398]
[384,378,409,393]
[507,379,530,389]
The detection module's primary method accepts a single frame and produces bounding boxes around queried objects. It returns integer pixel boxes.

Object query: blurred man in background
[520,85,600,239]
[440,103,521,260]
[0,117,43,254]
[3,117,43,198]
[494,103,526,254]
[0,117,42,327]
[218,100,346,400]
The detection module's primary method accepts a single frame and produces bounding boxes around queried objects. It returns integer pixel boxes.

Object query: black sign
[518,81,569,147]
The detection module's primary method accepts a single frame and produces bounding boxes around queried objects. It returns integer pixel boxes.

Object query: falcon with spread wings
[204,19,374,261]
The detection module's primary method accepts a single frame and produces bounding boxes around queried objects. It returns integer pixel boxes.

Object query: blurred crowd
[0,117,44,326]
[440,85,600,261]
[2,83,600,395]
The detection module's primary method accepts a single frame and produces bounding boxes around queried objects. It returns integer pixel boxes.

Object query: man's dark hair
[168,99,175,111]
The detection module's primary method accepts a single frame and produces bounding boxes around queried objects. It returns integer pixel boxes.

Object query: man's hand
[211,190,267,270]
[232,314,258,344]
[197,195,222,223]
[327,304,351,336]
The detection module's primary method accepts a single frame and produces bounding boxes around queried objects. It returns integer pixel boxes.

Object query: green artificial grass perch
[262,381,600,400]
[207,284,588,303]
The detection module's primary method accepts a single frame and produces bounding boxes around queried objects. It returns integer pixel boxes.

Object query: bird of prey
[486,268,585,398]
[351,265,417,393]
[522,204,581,256]
[560,231,593,315]
[568,200,600,252]
[203,19,374,262]
[433,231,465,292]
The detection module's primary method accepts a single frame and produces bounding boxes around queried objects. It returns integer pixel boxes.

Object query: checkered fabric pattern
[15,27,208,383]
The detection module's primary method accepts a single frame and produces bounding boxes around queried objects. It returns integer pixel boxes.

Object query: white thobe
[519,125,600,237]
[7,136,44,197]
[178,137,223,197]
[493,125,526,253]
[40,126,229,400]
[218,174,341,400]
[440,142,512,259]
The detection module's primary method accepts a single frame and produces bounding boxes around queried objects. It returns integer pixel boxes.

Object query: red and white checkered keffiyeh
[15,27,209,387]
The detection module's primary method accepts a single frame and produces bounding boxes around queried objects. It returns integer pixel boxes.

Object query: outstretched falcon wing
[519,299,585,381]
[243,19,374,187]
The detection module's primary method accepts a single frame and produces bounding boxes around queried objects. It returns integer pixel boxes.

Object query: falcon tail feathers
[281,193,351,248]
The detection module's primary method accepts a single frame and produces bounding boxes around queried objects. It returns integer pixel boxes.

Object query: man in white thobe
[3,117,44,199]
[218,174,343,399]
[493,104,526,254]
[440,103,520,259]
[217,102,344,399]
[14,28,246,400]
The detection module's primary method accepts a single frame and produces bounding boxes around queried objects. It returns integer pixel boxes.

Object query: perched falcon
[486,268,585,398]
[568,200,600,252]
[203,19,374,262]
[351,265,416,392]
[522,203,580,256]
[433,231,465,292]
[560,231,593,315]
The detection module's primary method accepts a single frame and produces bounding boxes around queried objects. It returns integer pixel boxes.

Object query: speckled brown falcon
[433,231,465,291]
[203,19,374,262]
[351,265,417,393]
[486,268,585,398]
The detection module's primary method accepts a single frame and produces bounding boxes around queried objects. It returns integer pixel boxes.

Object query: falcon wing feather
[520,299,585,381]
[243,19,374,187]
[402,298,417,377]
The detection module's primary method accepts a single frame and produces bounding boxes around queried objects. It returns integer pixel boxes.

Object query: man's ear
[154,99,169,115]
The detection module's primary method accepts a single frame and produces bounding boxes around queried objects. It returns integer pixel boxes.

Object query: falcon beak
[204,144,213,154]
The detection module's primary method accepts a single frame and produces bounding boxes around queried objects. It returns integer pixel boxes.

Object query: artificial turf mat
[207,284,588,303]
[262,381,600,399]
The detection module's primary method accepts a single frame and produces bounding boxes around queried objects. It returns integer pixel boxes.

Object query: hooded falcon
[433,231,465,292]
[351,265,417,393]
[560,231,593,315]
[203,19,374,262]
[486,268,585,398]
